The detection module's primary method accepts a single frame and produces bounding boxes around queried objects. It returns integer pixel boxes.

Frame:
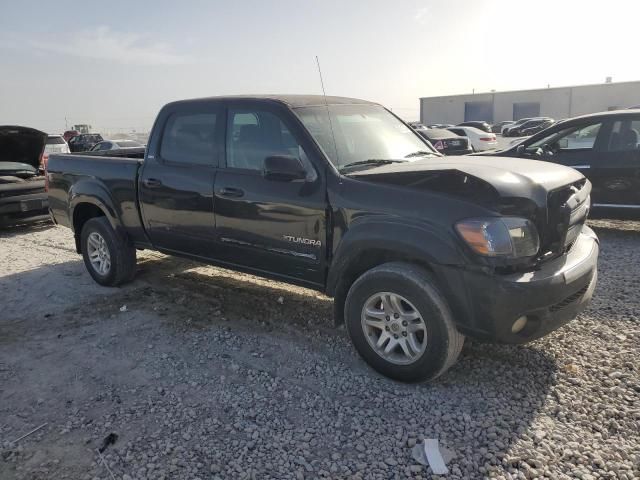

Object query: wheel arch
[326,220,466,325]
[69,183,123,253]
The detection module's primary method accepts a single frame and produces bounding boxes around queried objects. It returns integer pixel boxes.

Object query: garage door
[513,102,540,120]
[464,102,493,122]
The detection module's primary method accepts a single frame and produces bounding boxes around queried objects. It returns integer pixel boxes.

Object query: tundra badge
[283,235,321,247]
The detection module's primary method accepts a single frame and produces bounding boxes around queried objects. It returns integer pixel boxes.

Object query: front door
[213,102,327,286]
[591,116,640,207]
[139,104,223,257]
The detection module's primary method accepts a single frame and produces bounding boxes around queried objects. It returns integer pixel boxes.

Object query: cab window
[226,109,309,171]
[607,119,640,152]
[527,122,602,152]
[160,112,218,165]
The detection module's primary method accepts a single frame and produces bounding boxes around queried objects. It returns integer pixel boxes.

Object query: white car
[44,135,70,154]
[447,126,498,151]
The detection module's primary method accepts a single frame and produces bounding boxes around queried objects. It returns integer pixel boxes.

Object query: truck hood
[0,126,48,171]
[348,156,585,206]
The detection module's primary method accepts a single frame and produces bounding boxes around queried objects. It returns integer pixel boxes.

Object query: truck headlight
[455,217,540,258]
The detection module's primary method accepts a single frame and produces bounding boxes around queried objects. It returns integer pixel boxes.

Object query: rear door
[591,116,640,207]
[139,102,223,257]
[212,100,327,286]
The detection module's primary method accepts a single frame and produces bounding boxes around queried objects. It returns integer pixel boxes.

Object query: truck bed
[47,153,147,243]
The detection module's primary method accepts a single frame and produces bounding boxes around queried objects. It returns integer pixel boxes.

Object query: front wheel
[345,262,464,382]
[81,217,137,286]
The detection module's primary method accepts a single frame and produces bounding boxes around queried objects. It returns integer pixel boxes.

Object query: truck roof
[164,94,377,109]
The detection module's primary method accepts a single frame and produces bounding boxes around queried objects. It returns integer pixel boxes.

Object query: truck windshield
[294,104,439,171]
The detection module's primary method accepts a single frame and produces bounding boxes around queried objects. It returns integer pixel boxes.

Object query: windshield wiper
[404,150,438,158]
[339,159,405,172]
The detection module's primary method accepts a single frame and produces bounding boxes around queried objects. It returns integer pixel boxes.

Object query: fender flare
[326,217,466,296]
[68,179,122,233]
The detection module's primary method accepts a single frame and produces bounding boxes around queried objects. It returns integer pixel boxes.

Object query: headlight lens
[456,217,540,258]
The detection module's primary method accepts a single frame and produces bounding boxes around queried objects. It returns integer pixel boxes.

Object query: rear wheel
[81,217,136,286]
[345,262,464,382]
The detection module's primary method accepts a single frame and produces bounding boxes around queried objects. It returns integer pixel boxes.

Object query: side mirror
[263,155,307,181]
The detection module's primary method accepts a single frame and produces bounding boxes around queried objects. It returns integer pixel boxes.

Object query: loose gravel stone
[0,219,639,479]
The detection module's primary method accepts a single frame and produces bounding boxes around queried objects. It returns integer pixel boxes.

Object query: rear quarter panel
[47,154,147,243]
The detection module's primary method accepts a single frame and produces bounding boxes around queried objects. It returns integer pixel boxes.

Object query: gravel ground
[0,219,638,479]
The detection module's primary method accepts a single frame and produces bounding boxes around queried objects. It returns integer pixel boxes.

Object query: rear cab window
[160,112,218,165]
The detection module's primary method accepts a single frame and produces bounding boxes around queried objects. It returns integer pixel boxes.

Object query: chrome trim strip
[571,165,591,169]
[592,203,640,209]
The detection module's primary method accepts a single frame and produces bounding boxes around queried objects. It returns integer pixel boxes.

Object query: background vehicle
[68,133,103,152]
[519,119,555,136]
[63,130,79,142]
[407,121,429,131]
[90,140,144,152]
[447,126,498,151]
[492,121,514,133]
[0,125,49,224]
[481,109,640,210]
[502,117,533,136]
[47,95,598,382]
[457,121,491,133]
[416,128,472,155]
[508,118,554,137]
[428,123,454,129]
[44,135,70,154]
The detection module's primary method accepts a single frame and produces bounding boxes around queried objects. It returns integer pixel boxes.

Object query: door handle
[219,187,244,198]
[143,178,163,188]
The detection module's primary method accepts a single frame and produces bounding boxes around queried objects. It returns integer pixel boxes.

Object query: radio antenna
[315,56,339,165]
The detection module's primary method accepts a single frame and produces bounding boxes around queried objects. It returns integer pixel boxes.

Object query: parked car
[502,118,534,136]
[416,128,472,155]
[47,94,598,382]
[508,118,555,137]
[90,140,144,152]
[457,121,491,133]
[428,123,454,129]
[519,119,556,137]
[68,133,104,152]
[0,125,49,225]
[480,109,640,209]
[491,121,514,133]
[447,126,498,151]
[407,122,429,131]
[44,135,70,154]
[63,130,80,142]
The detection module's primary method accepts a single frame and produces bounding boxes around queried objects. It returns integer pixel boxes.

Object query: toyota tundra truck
[46,95,598,382]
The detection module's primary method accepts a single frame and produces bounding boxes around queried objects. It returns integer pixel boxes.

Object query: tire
[344,262,464,382]
[81,217,137,287]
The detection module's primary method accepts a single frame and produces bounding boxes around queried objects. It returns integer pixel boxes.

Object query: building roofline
[420,79,640,101]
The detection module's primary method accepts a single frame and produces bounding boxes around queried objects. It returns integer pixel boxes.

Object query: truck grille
[542,179,590,258]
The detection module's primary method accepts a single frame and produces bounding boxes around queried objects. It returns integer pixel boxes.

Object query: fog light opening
[511,316,528,334]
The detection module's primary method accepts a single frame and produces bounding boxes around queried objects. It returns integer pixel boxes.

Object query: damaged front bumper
[452,225,599,343]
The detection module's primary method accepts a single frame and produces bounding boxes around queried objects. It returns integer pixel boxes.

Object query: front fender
[326,216,466,295]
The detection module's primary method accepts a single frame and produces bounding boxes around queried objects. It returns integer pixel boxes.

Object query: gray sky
[1,0,638,133]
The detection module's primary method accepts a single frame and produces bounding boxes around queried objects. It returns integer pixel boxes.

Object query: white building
[420,80,640,125]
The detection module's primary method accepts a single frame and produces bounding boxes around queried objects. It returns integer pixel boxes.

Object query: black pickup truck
[47,95,599,382]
